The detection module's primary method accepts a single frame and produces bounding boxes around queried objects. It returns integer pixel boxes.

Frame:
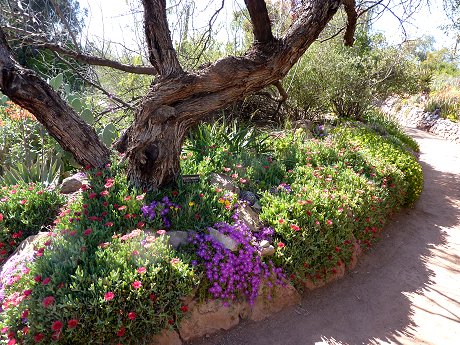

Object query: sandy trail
[191,128,460,345]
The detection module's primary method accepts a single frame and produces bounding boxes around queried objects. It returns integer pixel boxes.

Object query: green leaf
[50,73,64,90]
[101,124,118,146]
[80,108,95,125]
[71,98,83,112]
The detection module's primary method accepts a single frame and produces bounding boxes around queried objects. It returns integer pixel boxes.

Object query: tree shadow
[189,131,460,345]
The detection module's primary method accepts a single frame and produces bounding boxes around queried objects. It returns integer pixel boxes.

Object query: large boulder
[209,173,240,195]
[60,173,87,194]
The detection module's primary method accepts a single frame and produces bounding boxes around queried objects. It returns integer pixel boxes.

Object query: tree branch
[343,0,358,46]
[244,0,275,43]
[142,0,183,76]
[2,27,157,75]
[0,26,110,168]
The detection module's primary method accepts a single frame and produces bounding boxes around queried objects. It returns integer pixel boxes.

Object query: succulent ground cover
[0,118,423,344]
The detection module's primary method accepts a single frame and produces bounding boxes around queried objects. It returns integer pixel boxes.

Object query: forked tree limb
[343,0,358,46]
[244,0,275,43]
[142,0,183,76]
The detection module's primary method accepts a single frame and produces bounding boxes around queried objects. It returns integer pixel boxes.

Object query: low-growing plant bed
[0,119,423,345]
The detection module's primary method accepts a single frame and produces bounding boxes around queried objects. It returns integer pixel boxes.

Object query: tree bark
[118,0,342,190]
[0,28,110,169]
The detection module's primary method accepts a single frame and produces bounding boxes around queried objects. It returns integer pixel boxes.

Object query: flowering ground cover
[0,119,423,344]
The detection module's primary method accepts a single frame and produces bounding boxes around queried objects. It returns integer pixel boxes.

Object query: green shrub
[363,109,420,152]
[0,165,197,344]
[0,184,64,264]
[333,125,423,206]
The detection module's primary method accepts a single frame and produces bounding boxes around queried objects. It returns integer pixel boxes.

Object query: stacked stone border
[381,97,460,144]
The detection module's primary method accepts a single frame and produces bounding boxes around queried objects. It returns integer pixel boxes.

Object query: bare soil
[190,128,460,345]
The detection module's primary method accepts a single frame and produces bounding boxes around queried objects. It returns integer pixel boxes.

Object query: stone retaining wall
[381,97,460,143]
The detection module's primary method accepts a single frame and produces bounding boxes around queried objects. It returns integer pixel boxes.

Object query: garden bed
[0,120,423,345]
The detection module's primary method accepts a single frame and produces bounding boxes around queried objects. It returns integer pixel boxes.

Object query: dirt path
[191,128,460,345]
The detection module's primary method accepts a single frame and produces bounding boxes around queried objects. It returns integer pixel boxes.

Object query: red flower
[83,228,92,236]
[42,296,55,308]
[42,277,51,285]
[34,275,42,283]
[290,224,300,231]
[34,333,45,342]
[8,338,16,345]
[104,292,115,301]
[128,312,136,320]
[117,327,126,337]
[0,213,3,222]
[277,242,285,249]
[132,281,142,289]
[19,199,27,205]
[67,319,78,329]
[278,218,285,224]
[51,320,63,332]
[105,222,114,227]
[88,193,97,199]
[326,219,333,225]
[149,293,156,301]
[180,305,188,312]
[100,190,109,197]
[137,267,146,274]
[168,319,174,325]
[137,221,145,228]
[23,289,32,296]
[22,309,29,318]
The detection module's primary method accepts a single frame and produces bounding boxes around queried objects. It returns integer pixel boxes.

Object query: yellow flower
[189,201,195,207]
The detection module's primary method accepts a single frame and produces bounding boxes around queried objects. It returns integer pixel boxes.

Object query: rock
[260,245,275,257]
[150,329,182,345]
[239,204,263,232]
[239,191,257,205]
[252,201,262,212]
[167,231,190,249]
[247,282,301,321]
[209,173,240,195]
[259,240,270,248]
[208,228,238,251]
[0,232,49,286]
[60,173,86,194]
[178,300,241,341]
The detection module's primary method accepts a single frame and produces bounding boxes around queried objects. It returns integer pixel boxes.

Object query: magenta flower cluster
[141,196,180,228]
[192,220,284,305]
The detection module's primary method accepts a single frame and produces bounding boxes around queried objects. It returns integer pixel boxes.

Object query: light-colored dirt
[191,128,460,345]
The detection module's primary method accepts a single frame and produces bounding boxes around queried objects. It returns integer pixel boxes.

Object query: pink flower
[83,228,93,236]
[33,275,42,283]
[326,219,333,225]
[51,321,63,332]
[132,281,142,289]
[136,194,144,201]
[23,289,32,296]
[42,277,51,285]
[170,258,180,265]
[34,333,45,342]
[104,292,115,301]
[132,250,139,256]
[88,193,97,199]
[156,230,166,235]
[100,190,109,197]
[105,222,114,227]
[67,319,78,329]
[0,214,3,222]
[137,267,146,274]
[42,296,55,308]
[124,196,132,201]
[19,199,27,205]
[128,312,136,320]
[278,218,285,224]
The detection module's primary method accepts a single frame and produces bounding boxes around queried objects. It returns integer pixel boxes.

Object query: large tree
[0,0,422,190]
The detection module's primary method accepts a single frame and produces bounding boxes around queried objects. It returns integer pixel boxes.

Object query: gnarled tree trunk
[1,0,357,190]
